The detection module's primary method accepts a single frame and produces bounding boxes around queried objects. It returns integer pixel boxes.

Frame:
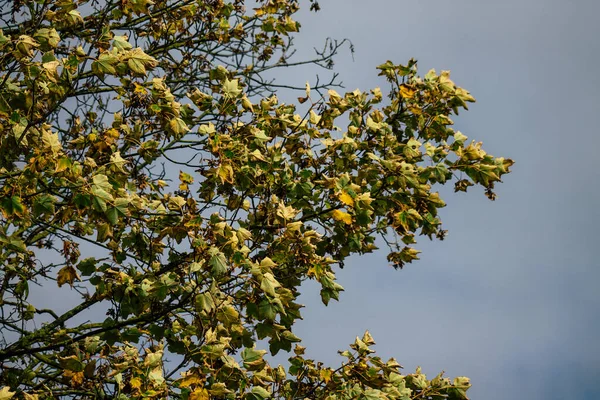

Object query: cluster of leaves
[0,0,512,399]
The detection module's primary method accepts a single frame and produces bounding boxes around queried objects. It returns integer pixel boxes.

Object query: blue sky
[265,1,600,399]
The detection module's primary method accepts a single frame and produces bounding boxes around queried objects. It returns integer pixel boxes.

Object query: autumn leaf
[399,84,416,99]
[112,35,132,51]
[178,372,204,388]
[125,48,158,75]
[222,78,242,98]
[189,388,209,400]
[169,117,189,136]
[319,368,333,384]
[217,164,234,184]
[57,265,80,287]
[332,209,352,224]
[338,191,354,207]
[0,387,15,400]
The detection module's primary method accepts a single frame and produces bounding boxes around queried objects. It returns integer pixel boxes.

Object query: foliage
[0,0,512,398]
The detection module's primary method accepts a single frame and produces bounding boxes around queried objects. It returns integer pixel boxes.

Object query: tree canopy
[0,0,513,399]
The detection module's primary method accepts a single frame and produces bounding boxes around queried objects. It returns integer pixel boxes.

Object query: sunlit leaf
[332,209,352,224]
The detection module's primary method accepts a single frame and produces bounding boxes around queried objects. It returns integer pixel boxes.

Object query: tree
[0,0,513,398]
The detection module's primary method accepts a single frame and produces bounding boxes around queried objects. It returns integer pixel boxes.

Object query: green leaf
[195,292,215,313]
[77,258,98,276]
[208,247,228,276]
[241,347,267,369]
[34,28,60,49]
[58,355,84,372]
[91,52,118,75]
[247,387,271,400]
[105,198,129,225]
[1,196,24,217]
[112,35,132,51]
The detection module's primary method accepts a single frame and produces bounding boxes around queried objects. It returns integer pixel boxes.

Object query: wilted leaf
[57,266,80,287]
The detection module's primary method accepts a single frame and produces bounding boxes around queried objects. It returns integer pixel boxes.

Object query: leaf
[125,48,158,75]
[169,117,189,136]
[241,347,267,369]
[195,292,215,313]
[34,28,60,49]
[399,84,416,99]
[57,265,80,287]
[208,247,228,276]
[189,388,209,400]
[403,138,422,158]
[0,387,15,400]
[247,387,271,400]
[338,191,354,207]
[319,368,333,384]
[41,128,62,155]
[260,272,280,297]
[109,151,127,172]
[112,35,132,51]
[1,196,25,217]
[222,78,242,98]
[77,258,97,276]
[332,209,352,225]
[91,52,118,75]
[177,372,203,388]
[58,355,84,372]
[198,122,216,135]
[15,35,39,58]
[144,348,163,368]
[217,164,234,184]
[276,202,297,221]
[105,197,129,225]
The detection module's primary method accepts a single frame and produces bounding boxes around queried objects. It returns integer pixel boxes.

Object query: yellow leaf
[23,393,38,400]
[338,191,354,207]
[319,368,333,384]
[399,84,416,99]
[178,373,204,388]
[276,201,297,221]
[130,377,143,390]
[41,126,62,155]
[217,164,234,184]
[63,370,84,387]
[69,371,84,387]
[0,387,15,400]
[332,210,352,224]
[57,265,80,287]
[189,388,209,400]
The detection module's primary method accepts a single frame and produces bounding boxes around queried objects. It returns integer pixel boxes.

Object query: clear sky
[266,1,600,399]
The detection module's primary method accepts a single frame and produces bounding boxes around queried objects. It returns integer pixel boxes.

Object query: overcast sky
[15,1,599,399]
[266,1,600,399]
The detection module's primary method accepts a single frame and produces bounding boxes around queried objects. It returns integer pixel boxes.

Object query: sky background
[265,1,600,399]
[10,1,599,399]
